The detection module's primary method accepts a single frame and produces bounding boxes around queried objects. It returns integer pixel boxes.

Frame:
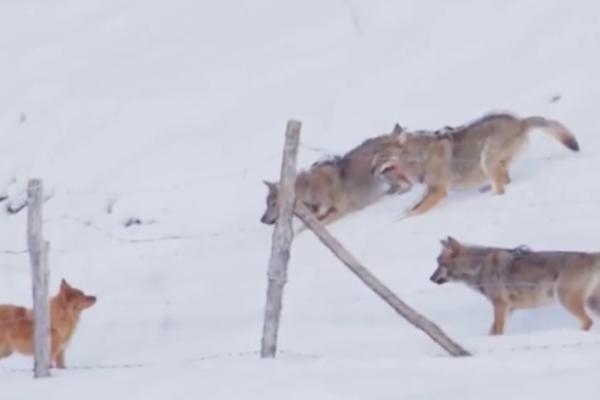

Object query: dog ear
[60,279,71,291]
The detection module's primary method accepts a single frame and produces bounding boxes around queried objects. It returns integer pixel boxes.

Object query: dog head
[57,279,97,312]
[430,237,481,285]
[260,180,279,225]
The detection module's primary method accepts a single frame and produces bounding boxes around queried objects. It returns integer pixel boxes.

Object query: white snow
[1,0,600,398]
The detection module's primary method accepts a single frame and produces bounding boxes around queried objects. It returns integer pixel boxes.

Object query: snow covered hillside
[1,0,600,398]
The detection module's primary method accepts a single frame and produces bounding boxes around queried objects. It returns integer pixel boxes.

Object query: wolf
[0,279,96,368]
[260,131,412,228]
[371,113,579,218]
[429,237,600,335]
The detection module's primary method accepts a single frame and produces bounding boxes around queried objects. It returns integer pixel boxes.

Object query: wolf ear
[60,279,71,290]
[441,236,461,255]
[263,180,276,191]
[393,123,404,135]
[447,236,461,250]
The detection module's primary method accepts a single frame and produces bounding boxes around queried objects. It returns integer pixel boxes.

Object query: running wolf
[0,279,96,368]
[371,113,579,218]
[429,237,600,335]
[260,132,411,228]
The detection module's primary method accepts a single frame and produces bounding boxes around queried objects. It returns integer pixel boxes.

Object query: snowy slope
[1,0,600,398]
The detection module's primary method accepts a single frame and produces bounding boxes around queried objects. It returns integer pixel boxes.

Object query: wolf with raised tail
[371,113,579,218]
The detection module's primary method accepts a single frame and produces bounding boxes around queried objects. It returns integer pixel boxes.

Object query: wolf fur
[430,237,600,335]
[260,130,411,228]
[371,113,579,217]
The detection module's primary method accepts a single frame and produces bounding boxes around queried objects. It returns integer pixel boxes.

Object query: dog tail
[523,116,579,151]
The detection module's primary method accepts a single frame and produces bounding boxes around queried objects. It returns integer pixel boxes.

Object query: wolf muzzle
[429,271,448,285]
[260,215,276,225]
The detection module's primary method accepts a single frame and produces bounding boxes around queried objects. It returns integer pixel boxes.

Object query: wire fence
[3,337,600,375]
[0,133,598,376]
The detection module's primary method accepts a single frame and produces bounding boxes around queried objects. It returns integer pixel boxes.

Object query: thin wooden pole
[260,120,301,358]
[295,204,471,357]
[27,179,51,378]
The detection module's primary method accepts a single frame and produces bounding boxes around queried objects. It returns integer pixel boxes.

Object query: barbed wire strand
[0,349,323,374]
[3,338,600,374]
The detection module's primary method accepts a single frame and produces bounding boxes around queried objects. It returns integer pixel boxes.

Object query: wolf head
[430,237,481,285]
[370,123,416,176]
[57,279,97,312]
[260,180,279,225]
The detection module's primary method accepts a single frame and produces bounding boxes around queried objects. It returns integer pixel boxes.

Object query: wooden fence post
[260,120,301,358]
[295,204,471,357]
[27,179,51,378]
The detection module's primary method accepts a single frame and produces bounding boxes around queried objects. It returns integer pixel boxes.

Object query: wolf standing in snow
[371,113,579,218]
[429,237,600,335]
[260,132,411,228]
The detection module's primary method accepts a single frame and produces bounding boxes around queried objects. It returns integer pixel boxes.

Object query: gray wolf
[429,237,600,335]
[371,113,579,218]
[0,279,96,368]
[260,132,411,228]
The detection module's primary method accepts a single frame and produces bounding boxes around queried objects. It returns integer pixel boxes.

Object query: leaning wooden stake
[295,204,471,357]
[260,120,301,358]
[27,179,52,378]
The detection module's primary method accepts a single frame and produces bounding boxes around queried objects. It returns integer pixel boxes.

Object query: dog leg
[489,301,510,335]
[0,347,12,359]
[54,350,66,369]
[50,335,66,369]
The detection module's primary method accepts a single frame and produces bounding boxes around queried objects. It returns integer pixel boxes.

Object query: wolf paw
[396,209,414,221]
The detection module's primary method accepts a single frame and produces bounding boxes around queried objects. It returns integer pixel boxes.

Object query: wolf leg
[481,142,509,195]
[401,185,447,219]
[587,285,600,319]
[501,160,511,184]
[558,288,594,331]
[479,160,510,193]
[315,208,344,227]
[381,168,413,195]
[489,301,510,335]
[294,207,342,235]
[483,160,508,195]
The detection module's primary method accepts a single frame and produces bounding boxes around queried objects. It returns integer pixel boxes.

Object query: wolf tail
[587,272,600,317]
[523,116,580,151]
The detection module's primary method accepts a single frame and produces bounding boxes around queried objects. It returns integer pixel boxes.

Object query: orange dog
[0,279,96,368]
